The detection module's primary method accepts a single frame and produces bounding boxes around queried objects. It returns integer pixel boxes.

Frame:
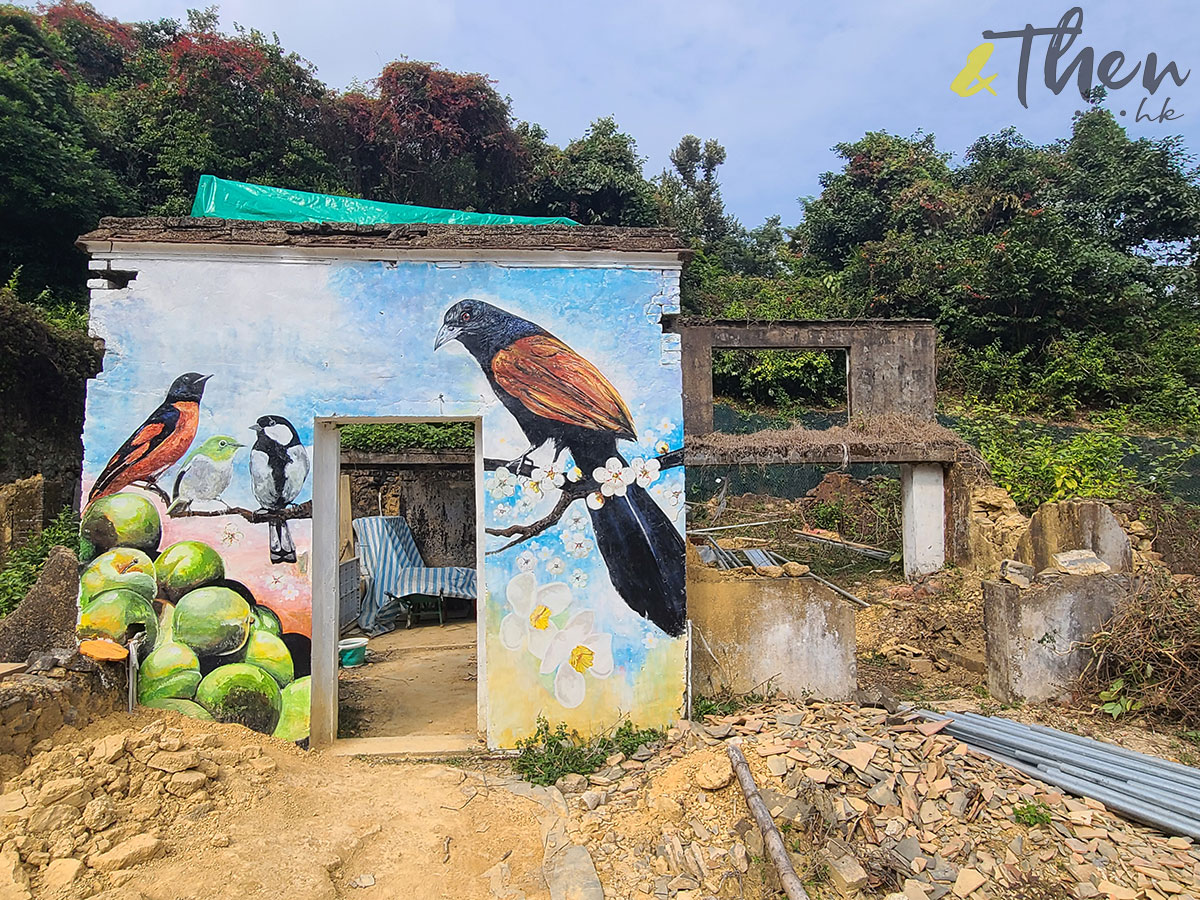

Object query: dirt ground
[11,709,549,900]
[338,620,477,740]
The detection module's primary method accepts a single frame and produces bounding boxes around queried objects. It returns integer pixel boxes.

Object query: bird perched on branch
[436,298,685,636]
[89,372,211,503]
[167,435,245,513]
[250,415,309,564]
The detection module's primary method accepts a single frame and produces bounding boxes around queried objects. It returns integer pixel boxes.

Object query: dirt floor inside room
[338,620,477,742]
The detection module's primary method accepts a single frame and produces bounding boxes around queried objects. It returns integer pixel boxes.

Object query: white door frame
[309,415,485,748]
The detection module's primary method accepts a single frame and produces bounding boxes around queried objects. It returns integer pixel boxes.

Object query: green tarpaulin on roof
[190,174,578,226]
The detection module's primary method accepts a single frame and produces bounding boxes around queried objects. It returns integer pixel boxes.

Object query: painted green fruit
[154,601,175,648]
[172,586,252,656]
[237,630,293,687]
[80,548,157,607]
[138,641,201,703]
[155,540,225,602]
[141,698,214,721]
[272,676,310,742]
[80,493,162,558]
[196,663,282,733]
[251,605,283,637]
[77,589,157,659]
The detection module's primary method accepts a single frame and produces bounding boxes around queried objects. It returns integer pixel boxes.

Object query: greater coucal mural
[89,372,211,503]
[435,299,686,636]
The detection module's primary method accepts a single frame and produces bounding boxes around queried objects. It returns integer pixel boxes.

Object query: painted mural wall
[78,251,686,747]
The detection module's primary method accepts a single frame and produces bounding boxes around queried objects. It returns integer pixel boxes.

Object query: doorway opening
[314,417,484,753]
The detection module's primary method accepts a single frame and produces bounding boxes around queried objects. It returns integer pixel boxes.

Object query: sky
[81,0,1199,226]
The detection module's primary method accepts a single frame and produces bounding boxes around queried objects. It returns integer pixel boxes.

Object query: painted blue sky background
[83,258,685,654]
[59,1,1200,226]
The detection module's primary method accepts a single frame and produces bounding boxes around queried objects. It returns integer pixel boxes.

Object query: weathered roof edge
[78,217,691,257]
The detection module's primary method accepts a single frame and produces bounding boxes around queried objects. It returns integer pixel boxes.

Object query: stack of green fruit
[76,492,310,741]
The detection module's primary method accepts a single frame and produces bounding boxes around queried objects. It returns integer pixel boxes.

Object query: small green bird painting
[168,435,245,513]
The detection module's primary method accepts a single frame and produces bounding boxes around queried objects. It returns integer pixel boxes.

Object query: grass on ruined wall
[0,508,80,617]
[339,422,474,453]
[513,716,665,785]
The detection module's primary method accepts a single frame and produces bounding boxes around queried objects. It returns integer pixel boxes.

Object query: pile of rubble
[0,718,275,899]
[560,701,1200,900]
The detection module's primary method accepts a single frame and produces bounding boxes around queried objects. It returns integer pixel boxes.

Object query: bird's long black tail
[269,519,296,565]
[586,472,686,638]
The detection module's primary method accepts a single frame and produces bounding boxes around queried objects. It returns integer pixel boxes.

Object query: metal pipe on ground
[919,711,1200,840]
[922,711,1200,792]
[971,746,1200,840]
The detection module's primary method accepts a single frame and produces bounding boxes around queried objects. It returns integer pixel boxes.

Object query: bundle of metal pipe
[918,709,1200,840]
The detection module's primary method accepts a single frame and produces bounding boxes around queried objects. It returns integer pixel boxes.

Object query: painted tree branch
[482,446,683,475]
[480,446,684,553]
[168,501,313,523]
[483,484,589,554]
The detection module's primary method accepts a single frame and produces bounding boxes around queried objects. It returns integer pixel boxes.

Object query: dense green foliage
[3,2,1199,468]
[339,422,474,453]
[0,507,79,616]
[949,406,1196,512]
[513,715,664,785]
[0,1,661,308]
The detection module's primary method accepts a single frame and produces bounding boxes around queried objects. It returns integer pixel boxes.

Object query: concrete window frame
[309,415,485,748]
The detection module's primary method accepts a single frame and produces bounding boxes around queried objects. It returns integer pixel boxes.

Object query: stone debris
[998,559,1034,589]
[1054,549,1113,576]
[563,700,1200,900]
[0,719,283,898]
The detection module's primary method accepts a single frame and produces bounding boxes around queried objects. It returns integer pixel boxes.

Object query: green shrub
[0,508,80,617]
[339,422,474,453]
[513,716,664,785]
[950,407,1146,512]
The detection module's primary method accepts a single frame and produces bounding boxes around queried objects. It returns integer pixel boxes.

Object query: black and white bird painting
[249,415,310,564]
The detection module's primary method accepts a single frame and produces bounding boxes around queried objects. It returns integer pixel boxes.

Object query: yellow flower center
[529,605,552,631]
[569,644,595,673]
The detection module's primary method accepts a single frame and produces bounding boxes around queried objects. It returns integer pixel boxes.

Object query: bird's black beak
[250,424,263,433]
[198,374,213,385]
[434,322,462,351]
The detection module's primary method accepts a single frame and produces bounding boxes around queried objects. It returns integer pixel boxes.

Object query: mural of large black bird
[435,299,686,636]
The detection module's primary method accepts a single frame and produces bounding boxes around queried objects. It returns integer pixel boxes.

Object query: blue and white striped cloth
[351,516,477,635]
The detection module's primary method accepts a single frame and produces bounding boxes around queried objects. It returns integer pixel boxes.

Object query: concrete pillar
[900,463,945,579]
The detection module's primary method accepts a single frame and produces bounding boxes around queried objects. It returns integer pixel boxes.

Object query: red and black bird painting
[88,373,211,503]
[435,299,685,637]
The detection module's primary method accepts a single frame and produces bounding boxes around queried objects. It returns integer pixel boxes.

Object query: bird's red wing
[92,423,163,490]
[492,334,636,438]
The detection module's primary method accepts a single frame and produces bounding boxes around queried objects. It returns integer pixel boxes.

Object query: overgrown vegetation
[513,715,664,786]
[949,405,1196,513]
[0,507,79,616]
[339,422,474,453]
[1080,570,1200,729]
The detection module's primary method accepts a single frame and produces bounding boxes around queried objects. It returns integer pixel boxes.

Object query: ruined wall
[0,475,44,567]
[0,653,123,766]
[342,451,474,568]
[78,249,687,748]
[687,561,857,701]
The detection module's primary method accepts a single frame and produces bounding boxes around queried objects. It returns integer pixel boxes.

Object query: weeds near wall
[513,716,665,785]
[0,508,79,617]
[1079,570,1200,729]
